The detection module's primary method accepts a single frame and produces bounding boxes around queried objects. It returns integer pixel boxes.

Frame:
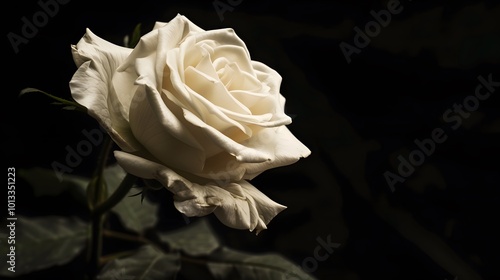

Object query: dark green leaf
[158,218,220,257]
[207,247,317,280]
[18,167,87,204]
[157,219,315,279]
[19,165,159,233]
[128,23,142,48]
[0,215,88,276]
[98,245,180,280]
[105,165,159,233]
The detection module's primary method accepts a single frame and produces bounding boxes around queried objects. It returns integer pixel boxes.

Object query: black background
[3,0,500,279]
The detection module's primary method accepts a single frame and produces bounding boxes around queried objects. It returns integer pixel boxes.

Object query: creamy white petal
[212,44,254,75]
[192,46,219,80]
[153,21,168,30]
[166,48,277,163]
[71,28,131,68]
[167,45,253,127]
[241,126,311,179]
[195,29,251,59]
[184,66,251,115]
[249,61,291,124]
[113,14,211,172]
[183,110,272,163]
[114,151,286,233]
[200,125,311,181]
[228,90,269,109]
[221,105,290,127]
[69,29,141,152]
[128,85,205,173]
[251,61,282,94]
[222,62,263,93]
[118,14,204,84]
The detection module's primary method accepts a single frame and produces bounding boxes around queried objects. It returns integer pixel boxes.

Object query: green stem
[87,172,137,278]
[85,133,138,279]
[93,136,114,179]
[103,229,150,245]
[86,135,113,279]
[100,250,137,266]
[88,213,105,278]
[92,173,138,218]
[86,136,113,211]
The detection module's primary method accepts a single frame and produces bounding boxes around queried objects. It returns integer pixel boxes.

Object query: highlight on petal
[71,28,132,68]
[199,125,311,182]
[118,13,204,82]
[128,84,205,174]
[240,125,311,179]
[114,151,286,234]
[212,180,287,235]
[69,28,148,152]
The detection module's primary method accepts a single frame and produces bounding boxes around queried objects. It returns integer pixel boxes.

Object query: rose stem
[87,134,113,279]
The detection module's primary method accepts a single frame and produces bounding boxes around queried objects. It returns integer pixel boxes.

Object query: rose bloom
[70,14,310,233]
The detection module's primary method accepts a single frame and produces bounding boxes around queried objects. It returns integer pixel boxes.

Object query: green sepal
[19,87,87,112]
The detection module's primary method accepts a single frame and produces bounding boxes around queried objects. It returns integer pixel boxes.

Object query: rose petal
[117,14,204,89]
[128,85,205,173]
[201,125,311,181]
[114,151,286,233]
[182,110,271,163]
[249,61,291,122]
[212,44,254,75]
[113,14,210,173]
[184,65,251,115]
[241,125,311,179]
[153,21,168,30]
[251,61,282,94]
[221,62,263,93]
[214,180,287,234]
[228,90,269,109]
[70,29,142,152]
[190,41,219,79]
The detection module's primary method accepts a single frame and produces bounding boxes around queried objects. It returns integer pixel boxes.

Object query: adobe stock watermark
[384,73,499,192]
[339,0,410,64]
[7,0,71,54]
[50,86,149,182]
[51,126,106,182]
[213,0,244,22]
[286,234,340,279]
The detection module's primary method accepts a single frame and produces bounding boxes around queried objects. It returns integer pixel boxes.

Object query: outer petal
[213,180,287,234]
[241,125,311,179]
[128,84,205,173]
[70,29,142,152]
[114,151,286,234]
[200,125,311,181]
[118,14,204,85]
[116,14,206,166]
[250,61,290,122]
[70,28,130,69]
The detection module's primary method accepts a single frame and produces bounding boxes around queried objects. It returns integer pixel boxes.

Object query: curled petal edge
[114,151,286,234]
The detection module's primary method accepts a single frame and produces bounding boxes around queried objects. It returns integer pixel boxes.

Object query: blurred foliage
[0,215,88,277]
[0,165,317,280]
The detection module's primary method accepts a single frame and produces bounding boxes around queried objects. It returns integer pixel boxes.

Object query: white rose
[69,14,311,233]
